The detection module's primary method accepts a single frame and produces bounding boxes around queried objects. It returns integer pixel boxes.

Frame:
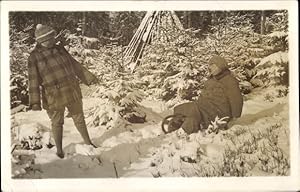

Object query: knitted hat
[209,55,228,71]
[35,24,56,43]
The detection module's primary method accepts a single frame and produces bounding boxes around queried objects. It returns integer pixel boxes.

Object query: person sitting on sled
[163,55,243,134]
[28,24,98,158]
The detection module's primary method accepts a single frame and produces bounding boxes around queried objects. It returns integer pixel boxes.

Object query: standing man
[28,24,98,158]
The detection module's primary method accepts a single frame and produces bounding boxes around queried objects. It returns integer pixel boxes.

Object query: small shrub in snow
[149,108,288,177]
[9,27,34,108]
[254,51,289,86]
[11,151,36,178]
[266,10,288,51]
[239,81,253,94]
[88,76,146,126]
[257,143,289,175]
[264,93,275,102]
[263,86,289,102]
[205,116,229,135]
[137,28,209,102]
[81,43,147,125]
[220,147,251,176]
[238,135,258,154]
[10,75,29,108]
[104,78,146,123]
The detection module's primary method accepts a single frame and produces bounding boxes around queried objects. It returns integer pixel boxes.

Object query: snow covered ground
[10,86,289,178]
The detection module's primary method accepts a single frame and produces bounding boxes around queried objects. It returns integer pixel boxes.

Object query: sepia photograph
[1,1,299,192]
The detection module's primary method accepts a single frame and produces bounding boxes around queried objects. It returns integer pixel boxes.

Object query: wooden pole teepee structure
[123,11,183,72]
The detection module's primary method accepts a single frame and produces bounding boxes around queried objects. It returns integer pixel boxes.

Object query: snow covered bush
[143,106,289,177]
[10,119,54,178]
[64,32,104,66]
[104,77,146,123]
[9,27,34,108]
[220,147,252,176]
[257,144,289,175]
[87,86,146,127]
[10,75,29,108]
[205,13,254,65]
[11,121,54,151]
[81,43,147,125]
[11,151,36,178]
[266,10,288,51]
[204,11,289,93]
[65,32,147,125]
[254,51,289,86]
[250,11,289,88]
[137,28,210,102]
[137,12,269,101]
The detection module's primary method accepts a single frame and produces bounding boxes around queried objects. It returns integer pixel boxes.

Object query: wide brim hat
[35,24,56,43]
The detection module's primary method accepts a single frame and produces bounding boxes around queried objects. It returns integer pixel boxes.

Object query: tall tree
[110,11,145,45]
[260,10,266,35]
[82,12,87,36]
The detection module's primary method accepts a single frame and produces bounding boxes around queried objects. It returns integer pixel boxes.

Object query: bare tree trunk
[188,12,192,28]
[211,11,217,26]
[82,12,87,36]
[260,10,266,35]
[183,11,192,28]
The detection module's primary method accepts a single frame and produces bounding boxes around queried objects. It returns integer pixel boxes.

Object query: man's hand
[31,104,42,111]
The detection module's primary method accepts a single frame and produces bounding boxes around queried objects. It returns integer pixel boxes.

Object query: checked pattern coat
[28,44,97,110]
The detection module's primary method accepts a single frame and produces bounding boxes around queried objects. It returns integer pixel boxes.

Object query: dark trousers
[174,102,202,134]
[46,100,92,152]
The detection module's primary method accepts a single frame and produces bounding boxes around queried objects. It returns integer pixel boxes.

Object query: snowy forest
[9,10,290,178]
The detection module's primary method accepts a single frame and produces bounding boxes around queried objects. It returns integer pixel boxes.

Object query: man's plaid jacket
[28,44,97,110]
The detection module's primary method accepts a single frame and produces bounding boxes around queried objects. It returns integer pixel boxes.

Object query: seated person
[163,55,243,134]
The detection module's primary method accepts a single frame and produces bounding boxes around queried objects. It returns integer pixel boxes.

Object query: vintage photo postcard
[1,1,299,192]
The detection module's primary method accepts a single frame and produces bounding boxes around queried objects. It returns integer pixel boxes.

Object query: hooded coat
[173,68,243,134]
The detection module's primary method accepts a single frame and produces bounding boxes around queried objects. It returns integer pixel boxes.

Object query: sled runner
[162,101,203,134]
[161,114,186,134]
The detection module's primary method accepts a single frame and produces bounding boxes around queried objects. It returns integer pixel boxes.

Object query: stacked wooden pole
[123,11,183,73]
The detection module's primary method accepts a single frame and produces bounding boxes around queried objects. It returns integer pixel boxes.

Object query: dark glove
[31,104,42,111]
